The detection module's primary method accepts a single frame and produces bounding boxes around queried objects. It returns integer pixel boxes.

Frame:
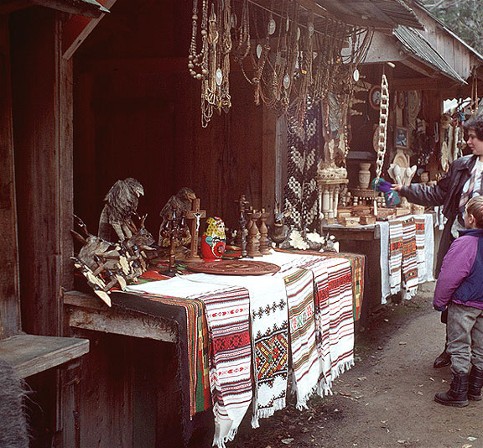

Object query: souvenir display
[189,0,373,126]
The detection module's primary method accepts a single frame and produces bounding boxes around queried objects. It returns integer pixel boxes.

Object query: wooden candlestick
[259,208,271,255]
[246,210,262,257]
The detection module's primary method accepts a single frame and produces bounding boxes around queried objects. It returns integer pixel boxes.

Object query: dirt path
[230,282,483,448]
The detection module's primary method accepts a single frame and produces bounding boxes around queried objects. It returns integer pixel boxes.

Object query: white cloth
[379,213,434,304]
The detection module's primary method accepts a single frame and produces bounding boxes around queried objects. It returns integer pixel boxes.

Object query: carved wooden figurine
[98,178,144,243]
[158,187,196,247]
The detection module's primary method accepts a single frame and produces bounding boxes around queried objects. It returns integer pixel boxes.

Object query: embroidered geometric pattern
[284,97,322,231]
[255,333,289,380]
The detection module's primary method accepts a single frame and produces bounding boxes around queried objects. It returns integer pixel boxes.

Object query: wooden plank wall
[9,9,74,447]
[11,8,74,336]
[0,16,21,338]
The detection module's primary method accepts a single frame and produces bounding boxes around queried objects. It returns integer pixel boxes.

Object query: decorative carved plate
[369,85,381,110]
[187,260,281,276]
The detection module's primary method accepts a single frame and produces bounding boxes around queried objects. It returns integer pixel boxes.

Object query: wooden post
[184,198,206,262]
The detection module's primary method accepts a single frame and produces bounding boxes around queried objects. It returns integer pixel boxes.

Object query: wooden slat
[323,223,381,240]
[0,334,89,378]
[0,16,21,338]
[62,0,116,60]
[64,291,177,343]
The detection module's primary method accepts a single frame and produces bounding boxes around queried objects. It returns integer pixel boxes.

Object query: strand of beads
[188,0,209,81]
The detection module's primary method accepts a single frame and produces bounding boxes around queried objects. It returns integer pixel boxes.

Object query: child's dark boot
[468,366,483,401]
[434,372,469,407]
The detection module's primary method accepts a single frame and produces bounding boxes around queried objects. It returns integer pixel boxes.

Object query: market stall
[1,0,482,446]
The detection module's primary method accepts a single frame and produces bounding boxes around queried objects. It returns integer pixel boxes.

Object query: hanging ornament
[283,74,291,89]
[353,68,359,82]
[215,68,223,86]
[268,18,276,35]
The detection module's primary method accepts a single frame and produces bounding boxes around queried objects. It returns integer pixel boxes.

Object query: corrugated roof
[394,25,466,83]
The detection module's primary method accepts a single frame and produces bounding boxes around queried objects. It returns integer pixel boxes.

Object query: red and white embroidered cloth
[127,251,356,448]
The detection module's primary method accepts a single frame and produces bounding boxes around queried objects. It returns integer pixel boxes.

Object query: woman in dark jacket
[393,114,483,368]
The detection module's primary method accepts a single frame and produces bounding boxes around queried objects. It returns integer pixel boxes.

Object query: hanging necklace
[188,0,209,80]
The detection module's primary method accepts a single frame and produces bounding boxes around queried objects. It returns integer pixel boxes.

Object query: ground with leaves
[228,282,482,448]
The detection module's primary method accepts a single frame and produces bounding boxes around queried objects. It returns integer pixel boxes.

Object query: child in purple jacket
[433,195,483,407]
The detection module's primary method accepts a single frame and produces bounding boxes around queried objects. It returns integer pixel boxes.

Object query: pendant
[353,69,360,82]
[215,68,223,86]
[268,18,276,35]
[256,44,262,59]
[283,74,291,89]
[308,23,314,37]
[297,27,301,41]
[286,16,290,32]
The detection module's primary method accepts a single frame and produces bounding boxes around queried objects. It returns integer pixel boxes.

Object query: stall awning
[251,0,423,31]
[394,25,466,84]
[316,0,424,30]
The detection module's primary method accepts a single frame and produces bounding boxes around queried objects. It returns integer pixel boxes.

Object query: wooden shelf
[64,290,177,343]
[0,334,89,378]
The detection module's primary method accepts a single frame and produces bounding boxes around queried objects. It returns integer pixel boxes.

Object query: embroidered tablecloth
[126,250,357,448]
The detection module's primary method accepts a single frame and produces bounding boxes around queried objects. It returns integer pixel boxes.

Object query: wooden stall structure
[325,1,483,320]
[1,0,479,447]
[0,0,111,445]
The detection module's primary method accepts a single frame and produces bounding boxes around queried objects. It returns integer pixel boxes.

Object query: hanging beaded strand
[188,0,209,80]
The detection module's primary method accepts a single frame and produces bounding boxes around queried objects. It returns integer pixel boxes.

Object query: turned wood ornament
[246,210,262,257]
[258,208,271,255]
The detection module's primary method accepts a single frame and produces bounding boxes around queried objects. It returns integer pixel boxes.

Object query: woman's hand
[391,184,402,192]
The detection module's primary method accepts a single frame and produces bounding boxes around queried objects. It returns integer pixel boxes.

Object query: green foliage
[419,0,483,54]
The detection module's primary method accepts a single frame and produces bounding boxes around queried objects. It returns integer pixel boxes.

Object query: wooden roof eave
[316,0,424,30]
[249,0,423,33]
[0,0,108,18]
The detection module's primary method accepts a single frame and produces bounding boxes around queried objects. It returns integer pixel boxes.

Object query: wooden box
[339,216,361,227]
[359,215,377,225]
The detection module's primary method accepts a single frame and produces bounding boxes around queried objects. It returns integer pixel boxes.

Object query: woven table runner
[389,219,403,294]
[283,266,319,409]
[183,273,290,430]
[301,256,354,395]
[127,278,253,448]
[402,217,418,299]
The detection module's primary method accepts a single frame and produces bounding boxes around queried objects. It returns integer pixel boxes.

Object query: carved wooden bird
[98,178,144,243]
[158,187,197,247]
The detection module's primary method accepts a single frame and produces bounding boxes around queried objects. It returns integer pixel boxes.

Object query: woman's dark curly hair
[464,114,483,140]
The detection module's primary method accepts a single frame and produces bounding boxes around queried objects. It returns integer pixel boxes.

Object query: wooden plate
[186,260,280,276]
